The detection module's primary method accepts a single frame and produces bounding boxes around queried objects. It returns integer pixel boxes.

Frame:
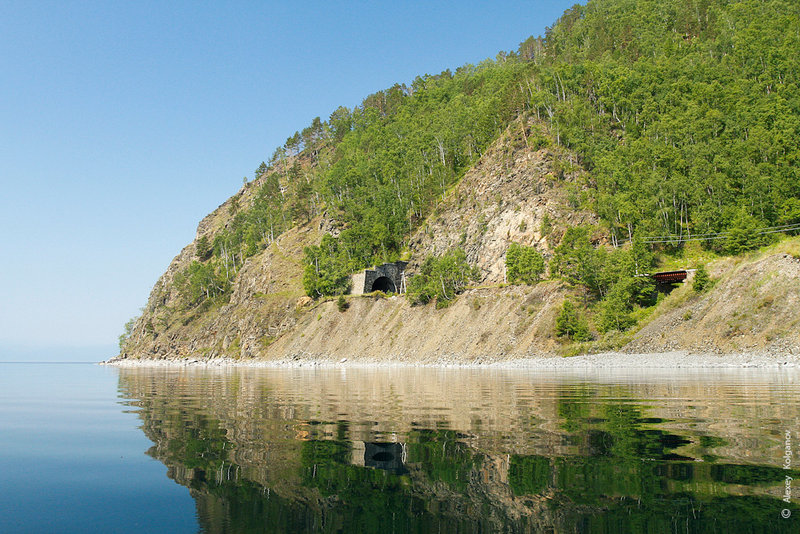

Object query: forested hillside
[180,0,798,300]
[543,0,799,244]
[118,0,800,359]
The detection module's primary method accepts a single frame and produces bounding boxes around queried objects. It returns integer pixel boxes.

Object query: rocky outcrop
[408,118,597,284]
[121,223,321,361]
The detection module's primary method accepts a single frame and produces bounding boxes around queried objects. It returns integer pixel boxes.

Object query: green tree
[779,198,800,225]
[195,235,212,261]
[175,261,230,306]
[118,315,138,350]
[724,210,765,255]
[254,161,267,181]
[407,249,480,306]
[551,227,602,295]
[555,300,592,341]
[540,213,553,237]
[596,283,636,333]
[693,264,711,292]
[302,236,351,298]
[506,243,546,284]
[328,106,353,143]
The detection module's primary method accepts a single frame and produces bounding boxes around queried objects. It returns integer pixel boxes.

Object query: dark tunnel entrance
[364,442,407,474]
[370,276,396,293]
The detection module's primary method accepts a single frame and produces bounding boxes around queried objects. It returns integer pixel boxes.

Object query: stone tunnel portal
[370,276,396,293]
[351,261,408,295]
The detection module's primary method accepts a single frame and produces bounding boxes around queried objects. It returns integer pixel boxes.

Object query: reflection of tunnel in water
[370,276,396,293]
[364,442,406,474]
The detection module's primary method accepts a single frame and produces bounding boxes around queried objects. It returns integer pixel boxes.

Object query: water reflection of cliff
[118,367,800,533]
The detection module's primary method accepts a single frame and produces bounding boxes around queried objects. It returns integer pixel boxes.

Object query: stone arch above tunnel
[350,261,408,295]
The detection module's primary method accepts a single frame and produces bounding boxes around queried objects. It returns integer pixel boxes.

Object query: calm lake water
[1,363,799,533]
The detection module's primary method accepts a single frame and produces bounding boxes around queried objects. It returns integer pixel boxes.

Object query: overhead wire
[613,222,800,246]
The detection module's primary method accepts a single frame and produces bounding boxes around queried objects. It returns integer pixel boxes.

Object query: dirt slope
[263,283,567,363]
[626,250,800,355]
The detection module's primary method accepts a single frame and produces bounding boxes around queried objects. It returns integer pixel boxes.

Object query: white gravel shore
[102,351,800,370]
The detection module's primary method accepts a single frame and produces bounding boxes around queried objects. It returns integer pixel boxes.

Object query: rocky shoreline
[102,350,800,370]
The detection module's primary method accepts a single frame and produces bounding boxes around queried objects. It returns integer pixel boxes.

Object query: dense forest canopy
[179,0,800,303]
[545,0,800,243]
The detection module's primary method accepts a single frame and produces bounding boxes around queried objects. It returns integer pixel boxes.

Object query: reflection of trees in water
[119,370,800,533]
[510,394,799,532]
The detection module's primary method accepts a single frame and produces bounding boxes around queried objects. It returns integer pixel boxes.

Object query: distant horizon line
[0,361,102,364]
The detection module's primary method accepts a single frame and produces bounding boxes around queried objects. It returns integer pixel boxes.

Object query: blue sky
[0,1,577,360]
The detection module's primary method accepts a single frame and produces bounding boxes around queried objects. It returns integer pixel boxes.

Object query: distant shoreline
[102,351,800,370]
